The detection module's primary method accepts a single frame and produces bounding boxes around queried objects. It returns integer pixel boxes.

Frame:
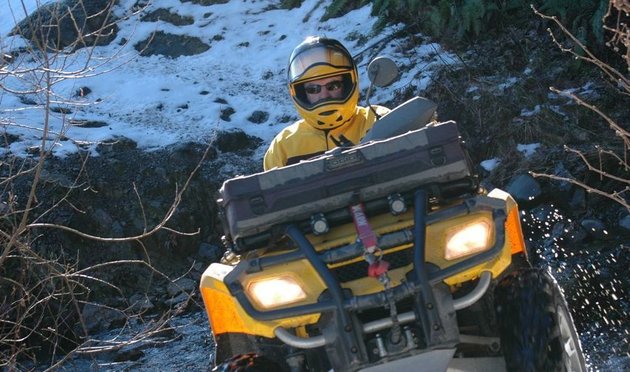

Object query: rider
[263,36,389,170]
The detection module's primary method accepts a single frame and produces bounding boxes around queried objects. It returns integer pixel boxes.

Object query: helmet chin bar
[299,101,356,129]
[315,110,346,128]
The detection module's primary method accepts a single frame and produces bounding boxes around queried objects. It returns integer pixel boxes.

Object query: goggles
[303,80,344,94]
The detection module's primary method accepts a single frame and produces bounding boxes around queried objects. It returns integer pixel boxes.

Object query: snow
[497,76,518,91]
[520,104,542,117]
[480,158,501,171]
[3,0,56,35]
[517,143,540,157]
[0,0,458,160]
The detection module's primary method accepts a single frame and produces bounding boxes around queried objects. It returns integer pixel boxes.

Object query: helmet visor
[292,72,355,109]
[289,45,353,83]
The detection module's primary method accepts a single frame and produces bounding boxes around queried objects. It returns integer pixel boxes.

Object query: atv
[200,57,586,372]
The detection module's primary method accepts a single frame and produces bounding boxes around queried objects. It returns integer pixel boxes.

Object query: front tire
[212,353,283,372]
[213,333,290,371]
[495,268,586,372]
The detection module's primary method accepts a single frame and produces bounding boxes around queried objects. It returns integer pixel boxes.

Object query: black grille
[331,248,413,283]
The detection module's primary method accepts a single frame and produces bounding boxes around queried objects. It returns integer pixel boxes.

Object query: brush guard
[223,189,507,371]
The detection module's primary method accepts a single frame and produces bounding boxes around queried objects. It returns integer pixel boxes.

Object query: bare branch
[532,5,630,95]
[530,171,630,210]
[531,2,630,212]
[550,87,630,140]
[562,146,630,185]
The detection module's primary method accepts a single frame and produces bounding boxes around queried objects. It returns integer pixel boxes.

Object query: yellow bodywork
[200,264,321,338]
[200,188,526,338]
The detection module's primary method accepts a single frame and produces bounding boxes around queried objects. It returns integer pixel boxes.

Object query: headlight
[246,276,307,309]
[444,219,493,260]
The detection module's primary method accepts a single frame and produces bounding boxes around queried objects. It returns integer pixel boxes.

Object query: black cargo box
[219,120,474,246]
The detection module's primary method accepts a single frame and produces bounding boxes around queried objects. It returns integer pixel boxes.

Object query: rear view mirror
[367,56,399,87]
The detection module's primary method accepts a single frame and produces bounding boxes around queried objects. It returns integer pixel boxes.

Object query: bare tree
[531,1,630,211]
[0,1,209,368]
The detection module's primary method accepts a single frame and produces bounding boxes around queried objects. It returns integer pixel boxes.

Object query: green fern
[322,0,351,21]
[590,0,607,44]
[539,0,569,20]
[279,0,303,9]
[370,0,390,17]
[538,0,608,47]
[424,1,451,37]
[349,0,607,47]
[460,0,485,37]
[322,0,372,21]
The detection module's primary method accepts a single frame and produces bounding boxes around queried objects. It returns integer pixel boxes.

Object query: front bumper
[358,349,507,372]
[201,189,524,371]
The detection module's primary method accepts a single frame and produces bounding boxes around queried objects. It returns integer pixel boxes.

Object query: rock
[81,303,126,332]
[167,278,197,297]
[1,133,20,146]
[527,204,556,223]
[168,141,217,160]
[193,262,204,272]
[93,208,114,227]
[568,187,586,210]
[507,173,542,204]
[12,0,119,51]
[580,218,608,239]
[69,119,108,128]
[552,162,573,191]
[165,292,190,307]
[18,96,37,105]
[214,129,263,153]
[111,221,124,237]
[74,86,92,97]
[277,114,294,123]
[551,221,565,239]
[198,242,223,262]
[247,110,269,124]
[220,106,235,121]
[114,346,145,362]
[141,9,195,26]
[134,31,210,58]
[559,221,588,244]
[129,294,155,312]
[96,136,138,154]
[50,106,72,114]
[181,0,229,5]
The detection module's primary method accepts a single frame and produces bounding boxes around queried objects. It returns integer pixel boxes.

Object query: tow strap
[349,203,389,278]
[349,202,401,343]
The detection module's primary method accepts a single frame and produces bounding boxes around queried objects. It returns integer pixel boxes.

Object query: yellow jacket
[264,105,390,170]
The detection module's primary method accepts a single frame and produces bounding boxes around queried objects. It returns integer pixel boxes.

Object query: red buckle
[368,260,390,277]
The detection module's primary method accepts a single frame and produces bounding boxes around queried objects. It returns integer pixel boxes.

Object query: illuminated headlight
[246,276,307,309]
[445,220,493,260]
